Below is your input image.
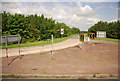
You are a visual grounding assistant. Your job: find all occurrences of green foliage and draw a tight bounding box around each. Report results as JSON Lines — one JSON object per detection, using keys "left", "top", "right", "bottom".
{"left": 2, "top": 74, "right": 21, "bottom": 78}
{"left": 80, "top": 31, "right": 88, "bottom": 33}
{"left": 2, "top": 34, "right": 76, "bottom": 49}
{"left": 2, "top": 11, "right": 80, "bottom": 43}
{"left": 88, "top": 21, "right": 120, "bottom": 39}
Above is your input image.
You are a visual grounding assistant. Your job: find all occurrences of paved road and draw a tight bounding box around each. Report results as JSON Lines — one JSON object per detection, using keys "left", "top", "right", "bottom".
{"left": 2, "top": 35, "right": 80, "bottom": 57}
{"left": 2, "top": 35, "right": 117, "bottom": 57}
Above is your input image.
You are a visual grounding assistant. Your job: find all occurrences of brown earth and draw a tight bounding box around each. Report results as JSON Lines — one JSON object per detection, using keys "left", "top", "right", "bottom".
{"left": 2, "top": 42, "right": 118, "bottom": 75}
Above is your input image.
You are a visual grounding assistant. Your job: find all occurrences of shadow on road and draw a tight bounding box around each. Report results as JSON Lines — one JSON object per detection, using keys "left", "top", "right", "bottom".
{"left": 8, "top": 55, "right": 24, "bottom": 65}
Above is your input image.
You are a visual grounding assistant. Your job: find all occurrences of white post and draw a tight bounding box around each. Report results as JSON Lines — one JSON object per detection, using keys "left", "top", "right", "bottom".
{"left": 51, "top": 34, "right": 54, "bottom": 55}
{"left": 5, "top": 36, "right": 8, "bottom": 65}
{"left": 18, "top": 36, "right": 20, "bottom": 56}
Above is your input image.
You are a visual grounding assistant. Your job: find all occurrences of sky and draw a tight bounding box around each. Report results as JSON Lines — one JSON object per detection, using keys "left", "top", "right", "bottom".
{"left": 1, "top": 0, "right": 119, "bottom": 31}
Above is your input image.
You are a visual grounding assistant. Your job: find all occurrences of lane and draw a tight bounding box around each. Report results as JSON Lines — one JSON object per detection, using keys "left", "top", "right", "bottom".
{"left": 2, "top": 35, "right": 80, "bottom": 57}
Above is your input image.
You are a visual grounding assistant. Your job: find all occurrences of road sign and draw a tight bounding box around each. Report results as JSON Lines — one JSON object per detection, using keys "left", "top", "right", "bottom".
{"left": 1, "top": 35, "right": 21, "bottom": 65}
{"left": 61, "top": 28, "right": 64, "bottom": 34}
{"left": 79, "top": 34, "right": 84, "bottom": 42}
{"left": 97, "top": 31, "right": 106, "bottom": 38}
{"left": 89, "top": 33, "right": 95, "bottom": 40}
{"left": 1, "top": 35, "right": 21, "bottom": 43}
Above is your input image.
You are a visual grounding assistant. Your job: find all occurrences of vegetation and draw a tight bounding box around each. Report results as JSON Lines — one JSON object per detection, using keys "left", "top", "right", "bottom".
{"left": 2, "top": 34, "right": 76, "bottom": 49}
{"left": 2, "top": 11, "right": 80, "bottom": 43}
{"left": 95, "top": 37, "right": 120, "bottom": 42}
{"left": 88, "top": 21, "right": 120, "bottom": 39}
{"left": 2, "top": 74, "right": 22, "bottom": 78}
{"left": 2, "top": 74, "right": 71, "bottom": 78}
{"left": 80, "top": 31, "right": 88, "bottom": 34}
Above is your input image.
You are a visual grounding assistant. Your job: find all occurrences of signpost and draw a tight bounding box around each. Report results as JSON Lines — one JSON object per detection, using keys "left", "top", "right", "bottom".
{"left": 1, "top": 35, "right": 21, "bottom": 65}
{"left": 97, "top": 31, "right": 106, "bottom": 38}
{"left": 61, "top": 28, "right": 64, "bottom": 34}
{"left": 2, "top": 35, "right": 21, "bottom": 43}
{"left": 89, "top": 33, "right": 95, "bottom": 40}
{"left": 61, "top": 28, "right": 64, "bottom": 38}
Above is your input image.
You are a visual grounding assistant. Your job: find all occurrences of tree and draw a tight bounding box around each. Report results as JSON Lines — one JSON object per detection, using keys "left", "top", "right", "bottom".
{"left": 88, "top": 21, "right": 120, "bottom": 39}
{"left": 2, "top": 11, "right": 81, "bottom": 43}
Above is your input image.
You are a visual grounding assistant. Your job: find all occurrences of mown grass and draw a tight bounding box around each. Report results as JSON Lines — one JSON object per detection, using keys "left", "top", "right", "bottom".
{"left": 34, "top": 75, "right": 71, "bottom": 78}
{"left": 95, "top": 37, "right": 120, "bottom": 42}
{"left": 2, "top": 34, "right": 76, "bottom": 49}
{"left": 2, "top": 74, "right": 71, "bottom": 78}
{"left": 2, "top": 74, "right": 22, "bottom": 78}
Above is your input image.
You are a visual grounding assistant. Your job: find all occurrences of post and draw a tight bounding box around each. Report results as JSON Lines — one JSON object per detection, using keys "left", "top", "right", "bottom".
{"left": 61, "top": 28, "right": 64, "bottom": 38}
{"left": 51, "top": 34, "right": 54, "bottom": 57}
{"left": 61, "top": 34, "right": 62, "bottom": 38}
{"left": 5, "top": 36, "right": 8, "bottom": 65}
{"left": 79, "top": 34, "right": 84, "bottom": 49}
{"left": 18, "top": 36, "right": 20, "bottom": 56}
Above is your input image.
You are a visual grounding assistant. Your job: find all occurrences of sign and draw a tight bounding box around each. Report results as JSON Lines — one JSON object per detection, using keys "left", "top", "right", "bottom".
{"left": 61, "top": 28, "right": 64, "bottom": 34}
{"left": 79, "top": 34, "right": 84, "bottom": 42}
{"left": 1, "top": 35, "right": 21, "bottom": 43}
{"left": 89, "top": 33, "right": 95, "bottom": 40}
{"left": 97, "top": 31, "right": 106, "bottom": 38}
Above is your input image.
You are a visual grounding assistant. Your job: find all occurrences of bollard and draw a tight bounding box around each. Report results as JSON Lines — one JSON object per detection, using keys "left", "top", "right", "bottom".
{"left": 79, "top": 34, "right": 84, "bottom": 49}
{"left": 89, "top": 33, "right": 95, "bottom": 41}
{"left": 51, "top": 34, "right": 54, "bottom": 59}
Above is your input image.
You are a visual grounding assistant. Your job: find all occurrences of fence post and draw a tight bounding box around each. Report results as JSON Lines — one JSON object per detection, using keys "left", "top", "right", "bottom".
{"left": 51, "top": 34, "right": 54, "bottom": 58}
{"left": 18, "top": 36, "right": 20, "bottom": 56}
{"left": 5, "top": 36, "right": 8, "bottom": 65}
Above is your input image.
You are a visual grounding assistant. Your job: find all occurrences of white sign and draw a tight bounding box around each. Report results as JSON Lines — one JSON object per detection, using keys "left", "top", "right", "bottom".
{"left": 61, "top": 28, "right": 64, "bottom": 34}
{"left": 1, "top": 35, "right": 21, "bottom": 43}
{"left": 97, "top": 31, "right": 106, "bottom": 38}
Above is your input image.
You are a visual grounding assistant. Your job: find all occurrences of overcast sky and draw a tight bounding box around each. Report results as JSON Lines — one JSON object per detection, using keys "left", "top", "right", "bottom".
{"left": 1, "top": 0, "right": 119, "bottom": 31}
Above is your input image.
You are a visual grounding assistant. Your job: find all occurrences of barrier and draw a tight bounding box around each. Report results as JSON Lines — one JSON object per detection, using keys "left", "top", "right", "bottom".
{"left": 79, "top": 34, "right": 84, "bottom": 42}
{"left": 2, "top": 35, "right": 21, "bottom": 65}
{"left": 79, "top": 34, "right": 84, "bottom": 49}
{"left": 89, "top": 33, "right": 95, "bottom": 40}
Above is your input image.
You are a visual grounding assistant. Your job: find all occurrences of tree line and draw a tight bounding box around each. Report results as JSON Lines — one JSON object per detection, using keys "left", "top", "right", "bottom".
{"left": 88, "top": 21, "right": 120, "bottom": 39}
{"left": 2, "top": 11, "right": 80, "bottom": 43}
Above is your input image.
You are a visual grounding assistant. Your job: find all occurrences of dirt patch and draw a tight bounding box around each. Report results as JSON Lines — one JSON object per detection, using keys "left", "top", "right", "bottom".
{"left": 2, "top": 42, "right": 118, "bottom": 75}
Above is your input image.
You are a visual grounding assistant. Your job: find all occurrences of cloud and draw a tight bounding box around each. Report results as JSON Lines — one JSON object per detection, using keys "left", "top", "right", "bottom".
{"left": 95, "top": 5, "right": 106, "bottom": 10}
{"left": 2, "top": 2, "right": 101, "bottom": 31}
{"left": 108, "top": 19, "right": 118, "bottom": 22}
{"left": 2, "top": 0, "right": 119, "bottom": 2}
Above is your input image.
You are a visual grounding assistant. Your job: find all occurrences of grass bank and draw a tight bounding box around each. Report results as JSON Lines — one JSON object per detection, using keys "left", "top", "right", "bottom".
{"left": 95, "top": 37, "right": 120, "bottom": 42}
{"left": 2, "top": 74, "right": 118, "bottom": 79}
{"left": 2, "top": 34, "right": 76, "bottom": 49}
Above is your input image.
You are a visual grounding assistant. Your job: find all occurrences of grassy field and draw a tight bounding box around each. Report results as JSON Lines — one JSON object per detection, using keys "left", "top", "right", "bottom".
{"left": 2, "top": 34, "right": 76, "bottom": 49}
{"left": 95, "top": 37, "right": 120, "bottom": 42}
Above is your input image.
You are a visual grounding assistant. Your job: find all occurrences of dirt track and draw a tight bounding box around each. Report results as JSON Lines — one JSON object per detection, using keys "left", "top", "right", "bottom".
{"left": 2, "top": 42, "right": 118, "bottom": 75}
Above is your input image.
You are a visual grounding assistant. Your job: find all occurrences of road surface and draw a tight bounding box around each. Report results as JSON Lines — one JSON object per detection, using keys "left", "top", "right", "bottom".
{"left": 2, "top": 35, "right": 80, "bottom": 57}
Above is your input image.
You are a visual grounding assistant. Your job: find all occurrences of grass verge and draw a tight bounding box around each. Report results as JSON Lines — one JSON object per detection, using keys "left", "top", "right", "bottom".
{"left": 2, "top": 74, "right": 71, "bottom": 79}
{"left": 2, "top": 74, "right": 118, "bottom": 79}
{"left": 2, "top": 74, "right": 22, "bottom": 78}
{"left": 2, "top": 34, "right": 76, "bottom": 49}
{"left": 95, "top": 37, "right": 120, "bottom": 42}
